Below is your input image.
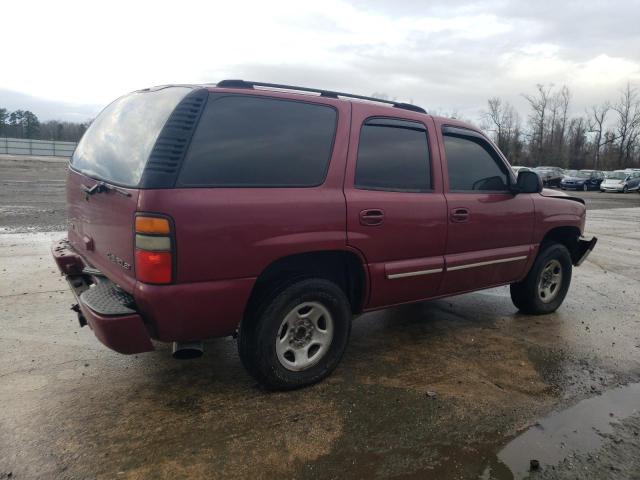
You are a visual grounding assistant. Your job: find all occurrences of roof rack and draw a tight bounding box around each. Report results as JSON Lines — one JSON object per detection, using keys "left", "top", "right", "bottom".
{"left": 216, "top": 79, "right": 426, "bottom": 114}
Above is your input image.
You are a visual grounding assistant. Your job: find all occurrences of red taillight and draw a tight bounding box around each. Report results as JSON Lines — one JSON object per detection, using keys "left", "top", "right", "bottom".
{"left": 135, "top": 215, "right": 173, "bottom": 284}
{"left": 135, "top": 250, "right": 172, "bottom": 284}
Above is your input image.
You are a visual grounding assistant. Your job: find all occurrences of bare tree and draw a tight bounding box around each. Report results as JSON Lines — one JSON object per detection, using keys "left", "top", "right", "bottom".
{"left": 566, "top": 117, "right": 589, "bottom": 169}
{"left": 556, "top": 86, "right": 571, "bottom": 164}
{"left": 587, "top": 102, "right": 614, "bottom": 169}
{"left": 482, "top": 97, "right": 520, "bottom": 161}
{"left": 613, "top": 82, "right": 640, "bottom": 167}
{"left": 523, "top": 84, "right": 553, "bottom": 165}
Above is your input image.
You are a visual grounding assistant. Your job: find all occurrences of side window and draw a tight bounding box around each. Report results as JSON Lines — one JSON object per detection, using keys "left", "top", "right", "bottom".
{"left": 178, "top": 95, "right": 337, "bottom": 187}
{"left": 355, "top": 119, "right": 431, "bottom": 192}
{"left": 443, "top": 133, "right": 510, "bottom": 192}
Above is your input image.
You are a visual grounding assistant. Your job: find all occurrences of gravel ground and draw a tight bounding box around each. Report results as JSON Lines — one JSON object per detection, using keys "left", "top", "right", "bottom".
{"left": 0, "top": 155, "right": 639, "bottom": 233}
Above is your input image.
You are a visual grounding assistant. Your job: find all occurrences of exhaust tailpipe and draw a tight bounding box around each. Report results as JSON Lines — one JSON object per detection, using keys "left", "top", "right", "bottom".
{"left": 172, "top": 341, "right": 204, "bottom": 359}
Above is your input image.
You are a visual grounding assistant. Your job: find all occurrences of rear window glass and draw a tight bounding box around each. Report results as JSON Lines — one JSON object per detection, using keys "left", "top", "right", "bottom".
{"left": 177, "top": 95, "right": 337, "bottom": 187}
{"left": 72, "top": 87, "right": 190, "bottom": 186}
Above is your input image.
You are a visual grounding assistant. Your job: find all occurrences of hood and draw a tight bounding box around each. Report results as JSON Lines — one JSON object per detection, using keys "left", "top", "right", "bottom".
{"left": 562, "top": 176, "right": 586, "bottom": 182}
{"left": 539, "top": 188, "right": 585, "bottom": 205}
{"left": 603, "top": 178, "right": 625, "bottom": 184}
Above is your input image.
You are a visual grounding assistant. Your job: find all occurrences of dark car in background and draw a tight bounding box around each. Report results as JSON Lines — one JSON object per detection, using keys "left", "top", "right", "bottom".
{"left": 561, "top": 170, "right": 604, "bottom": 191}
{"left": 534, "top": 166, "right": 564, "bottom": 187}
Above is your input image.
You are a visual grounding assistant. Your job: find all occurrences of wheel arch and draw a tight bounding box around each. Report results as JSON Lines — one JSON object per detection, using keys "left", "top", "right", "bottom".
{"left": 540, "top": 226, "right": 583, "bottom": 264}
{"left": 245, "top": 249, "right": 368, "bottom": 318}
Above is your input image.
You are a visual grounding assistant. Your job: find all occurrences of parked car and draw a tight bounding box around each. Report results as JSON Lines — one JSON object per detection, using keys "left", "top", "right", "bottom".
{"left": 561, "top": 170, "right": 604, "bottom": 191}
{"left": 52, "top": 80, "right": 597, "bottom": 390}
{"left": 600, "top": 170, "right": 640, "bottom": 193}
{"left": 534, "top": 166, "right": 564, "bottom": 187}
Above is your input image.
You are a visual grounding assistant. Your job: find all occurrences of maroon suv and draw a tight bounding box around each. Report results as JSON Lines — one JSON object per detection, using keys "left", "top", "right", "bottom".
{"left": 53, "top": 80, "right": 597, "bottom": 389}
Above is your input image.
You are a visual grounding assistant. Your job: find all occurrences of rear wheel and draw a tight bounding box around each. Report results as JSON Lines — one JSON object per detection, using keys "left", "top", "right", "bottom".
{"left": 623, "top": 185, "right": 629, "bottom": 193}
{"left": 238, "top": 278, "right": 351, "bottom": 390}
{"left": 583, "top": 183, "right": 588, "bottom": 191}
{"left": 510, "top": 243, "right": 572, "bottom": 315}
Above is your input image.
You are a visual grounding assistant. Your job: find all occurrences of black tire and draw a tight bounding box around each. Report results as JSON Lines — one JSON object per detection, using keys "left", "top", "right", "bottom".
{"left": 510, "top": 243, "right": 572, "bottom": 315}
{"left": 238, "top": 278, "right": 351, "bottom": 390}
{"left": 622, "top": 185, "right": 628, "bottom": 194}
{"left": 583, "top": 183, "right": 588, "bottom": 191}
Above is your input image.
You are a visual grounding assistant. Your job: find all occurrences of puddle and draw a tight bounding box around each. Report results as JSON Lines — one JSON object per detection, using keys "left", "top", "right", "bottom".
{"left": 483, "top": 382, "right": 640, "bottom": 479}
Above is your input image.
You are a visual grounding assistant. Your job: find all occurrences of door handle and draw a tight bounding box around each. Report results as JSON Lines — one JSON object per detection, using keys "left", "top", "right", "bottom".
{"left": 450, "top": 208, "right": 469, "bottom": 223}
{"left": 359, "top": 209, "right": 385, "bottom": 226}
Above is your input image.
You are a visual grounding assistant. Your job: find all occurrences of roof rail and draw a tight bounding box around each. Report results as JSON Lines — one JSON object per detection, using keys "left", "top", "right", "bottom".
{"left": 216, "top": 79, "right": 427, "bottom": 114}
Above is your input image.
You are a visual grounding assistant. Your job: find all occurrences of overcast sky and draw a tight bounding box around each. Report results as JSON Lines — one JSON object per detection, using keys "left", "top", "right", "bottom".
{"left": 3, "top": 0, "right": 640, "bottom": 122}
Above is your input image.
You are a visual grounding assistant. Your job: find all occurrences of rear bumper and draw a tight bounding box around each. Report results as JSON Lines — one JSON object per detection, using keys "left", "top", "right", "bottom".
{"left": 52, "top": 238, "right": 255, "bottom": 352}
{"left": 52, "top": 239, "right": 154, "bottom": 354}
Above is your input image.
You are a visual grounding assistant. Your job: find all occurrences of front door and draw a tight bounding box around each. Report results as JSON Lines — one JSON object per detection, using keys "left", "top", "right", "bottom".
{"left": 436, "top": 124, "right": 535, "bottom": 295}
{"left": 344, "top": 105, "right": 447, "bottom": 308}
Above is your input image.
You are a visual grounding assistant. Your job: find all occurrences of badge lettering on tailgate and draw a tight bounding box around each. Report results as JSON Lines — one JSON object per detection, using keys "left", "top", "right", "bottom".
{"left": 106, "top": 253, "right": 132, "bottom": 270}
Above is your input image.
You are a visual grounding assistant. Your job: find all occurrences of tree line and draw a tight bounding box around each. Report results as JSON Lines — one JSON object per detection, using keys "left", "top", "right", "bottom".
{"left": 0, "top": 108, "right": 90, "bottom": 143}
{"left": 3, "top": 82, "right": 640, "bottom": 169}
{"left": 482, "top": 82, "right": 640, "bottom": 171}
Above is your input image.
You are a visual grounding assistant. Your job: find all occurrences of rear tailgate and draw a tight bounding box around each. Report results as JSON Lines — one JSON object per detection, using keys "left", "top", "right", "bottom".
{"left": 67, "top": 169, "right": 139, "bottom": 292}
{"left": 65, "top": 85, "right": 194, "bottom": 292}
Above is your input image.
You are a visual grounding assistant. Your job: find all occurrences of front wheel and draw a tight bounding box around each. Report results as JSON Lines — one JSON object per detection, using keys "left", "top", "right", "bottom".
{"left": 510, "top": 243, "right": 572, "bottom": 315}
{"left": 623, "top": 185, "right": 628, "bottom": 193}
{"left": 238, "top": 278, "right": 352, "bottom": 390}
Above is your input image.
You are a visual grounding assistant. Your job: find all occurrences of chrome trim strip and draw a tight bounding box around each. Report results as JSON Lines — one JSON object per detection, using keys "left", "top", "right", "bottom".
{"left": 387, "top": 268, "right": 443, "bottom": 280}
{"left": 447, "top": 255, "right": 528, "bottom": 272}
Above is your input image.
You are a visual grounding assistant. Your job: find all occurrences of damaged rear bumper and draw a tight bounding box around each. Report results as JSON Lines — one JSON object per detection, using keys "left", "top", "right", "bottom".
{"left": 51, "top": 238, "right": 154, "bottom": 354}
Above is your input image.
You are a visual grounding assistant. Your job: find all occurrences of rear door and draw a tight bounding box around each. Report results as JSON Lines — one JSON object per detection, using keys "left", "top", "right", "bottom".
{"left": 345, "top": 105, "right": 447, "bottom": 308}
{"left": 436, "top": 123, "right": 535, "bottom": 295}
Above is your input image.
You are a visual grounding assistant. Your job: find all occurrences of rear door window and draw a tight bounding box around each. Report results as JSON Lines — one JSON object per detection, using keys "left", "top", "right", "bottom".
{"left": 177, "top": 95, "right": 337, "bottom": 187}
{"left": 355, "top": 118, "right": 431, "bottom": 192}
{"left": 72, "top": 87, "right": 191, "bottom": 187}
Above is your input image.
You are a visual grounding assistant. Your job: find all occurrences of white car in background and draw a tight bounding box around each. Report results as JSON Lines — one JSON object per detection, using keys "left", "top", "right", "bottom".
{"left": 600, "top": 170, "right": 640, "bottom": 193}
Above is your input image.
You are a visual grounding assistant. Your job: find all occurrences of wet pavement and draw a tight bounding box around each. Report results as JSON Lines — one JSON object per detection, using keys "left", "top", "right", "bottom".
{"left": 1, "top": 157, "right": 639, "bottom": 479}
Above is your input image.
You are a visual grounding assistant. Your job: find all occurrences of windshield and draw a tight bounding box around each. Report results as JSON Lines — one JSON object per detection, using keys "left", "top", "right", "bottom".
{"left": 71, "top": 87, "right": 191, "bottom": 186}
{"left": 608, "top": 171, "right": 628, "bottom": 180}
{"left": 575, "top": 171, "right": 592, "bottom": 178}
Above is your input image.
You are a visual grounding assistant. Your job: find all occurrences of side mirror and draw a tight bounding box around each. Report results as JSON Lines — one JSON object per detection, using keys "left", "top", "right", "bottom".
{"left": 514, "top": 170, "right": 543, "bottom": 194}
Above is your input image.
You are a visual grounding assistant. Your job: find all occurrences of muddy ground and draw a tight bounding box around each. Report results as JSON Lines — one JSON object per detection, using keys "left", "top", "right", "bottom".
{"left": 0, "top": 156, "right": 639, "bottom": 479}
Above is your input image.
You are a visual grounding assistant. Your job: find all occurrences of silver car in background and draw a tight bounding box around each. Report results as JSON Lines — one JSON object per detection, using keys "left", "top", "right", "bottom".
{"left": 600, "top": 170, "right": 640, "bottom": 193}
